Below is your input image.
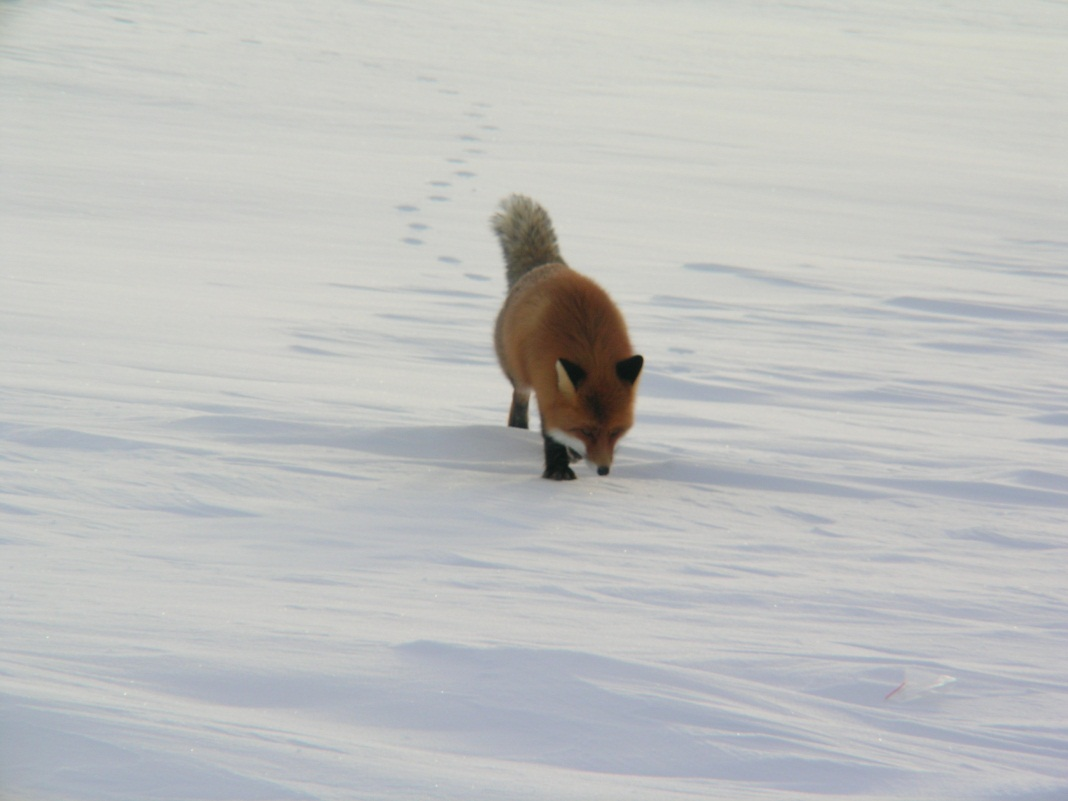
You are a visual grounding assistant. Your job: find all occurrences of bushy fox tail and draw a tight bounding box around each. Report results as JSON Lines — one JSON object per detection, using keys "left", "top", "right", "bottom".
{"left": 491, "top": 194, "right": 564, "bottom": 290}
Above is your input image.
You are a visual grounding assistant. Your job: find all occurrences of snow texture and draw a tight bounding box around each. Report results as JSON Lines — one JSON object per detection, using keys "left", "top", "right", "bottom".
{"left": 2, "top": 1, "right": 1067, "bottom": 799}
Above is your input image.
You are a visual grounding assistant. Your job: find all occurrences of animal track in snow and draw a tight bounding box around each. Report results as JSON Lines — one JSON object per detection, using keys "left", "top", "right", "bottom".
{"left": 394, "top": 83, "right": 497, "bottom": 257}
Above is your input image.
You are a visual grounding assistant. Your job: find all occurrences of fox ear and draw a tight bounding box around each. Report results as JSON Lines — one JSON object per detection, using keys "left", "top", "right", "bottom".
{"left": 616, "top": 354, "right": 644, "bottom": 385}
{"left": 556, "top": 358, "right": 586, "bottom": 397}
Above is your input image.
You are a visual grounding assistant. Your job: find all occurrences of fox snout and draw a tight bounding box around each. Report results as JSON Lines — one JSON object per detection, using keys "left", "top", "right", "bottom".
{"left": 576, "top": 439, "right": 616, "bottom": 477}
{"left": 585, "top": 441, "right": 614, "bottom": 477}
{"left": 547, "top": 426, "right": 619, "bottom": 478}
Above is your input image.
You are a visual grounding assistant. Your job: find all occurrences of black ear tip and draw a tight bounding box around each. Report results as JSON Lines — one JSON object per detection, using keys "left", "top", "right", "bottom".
{"left": 559, "top": 358, "right": 587, "bottom": 388}
{"left": 616, "top": 354, "right": 644, "bottom": 384}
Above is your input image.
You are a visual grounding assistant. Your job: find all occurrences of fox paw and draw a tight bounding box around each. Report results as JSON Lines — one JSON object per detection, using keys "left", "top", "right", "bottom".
{"left": 542, "top": 464, "right": 577, "bottom": 481}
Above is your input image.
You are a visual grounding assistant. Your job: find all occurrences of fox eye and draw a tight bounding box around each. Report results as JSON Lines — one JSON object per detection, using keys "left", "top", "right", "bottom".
{"left": 572, "top": 427, "right": 596, "bottom": 439}
{"left": 609, "top": 429, "right": 625, "bottom": 441}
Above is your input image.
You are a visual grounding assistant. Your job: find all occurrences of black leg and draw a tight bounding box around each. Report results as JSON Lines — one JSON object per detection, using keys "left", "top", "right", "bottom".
{"left": 542, "top": 434, "right": 577, "bottom": 480}
{"left": 508, "top": 390, "right": 529, "bottom": 429}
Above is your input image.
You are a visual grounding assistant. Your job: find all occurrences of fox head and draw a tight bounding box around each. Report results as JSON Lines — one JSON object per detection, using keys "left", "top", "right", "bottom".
{"left": 547, "top": 355, "right": 643, "bottom": 476}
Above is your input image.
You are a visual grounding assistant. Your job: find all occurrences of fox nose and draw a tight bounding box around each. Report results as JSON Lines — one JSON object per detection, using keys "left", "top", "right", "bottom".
{"left": 597, "top": 465, "right": 610, "bottom": 476}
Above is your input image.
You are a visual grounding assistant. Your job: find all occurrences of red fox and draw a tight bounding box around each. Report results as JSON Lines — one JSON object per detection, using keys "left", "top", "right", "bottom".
{"left": 491, "top": 194, "right": 643, "bottom": 480}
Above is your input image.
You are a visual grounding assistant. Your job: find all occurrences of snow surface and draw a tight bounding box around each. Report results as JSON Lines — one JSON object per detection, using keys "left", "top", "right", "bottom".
{"left": 2, "top": 1, "right": 1067, "bottom": 799}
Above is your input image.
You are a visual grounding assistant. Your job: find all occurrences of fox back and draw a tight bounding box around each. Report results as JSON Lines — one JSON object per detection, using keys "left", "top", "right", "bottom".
{"left": 491, "top": 194, "right": 643, "bottom": 480}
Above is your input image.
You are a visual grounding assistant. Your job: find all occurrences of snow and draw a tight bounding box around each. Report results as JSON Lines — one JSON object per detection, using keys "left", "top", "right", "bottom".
{"left": 2, "top": 0, "right": 1067, "bottom": 799}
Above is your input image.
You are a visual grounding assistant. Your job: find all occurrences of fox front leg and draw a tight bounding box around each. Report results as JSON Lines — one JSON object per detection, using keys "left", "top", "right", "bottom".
{"left": 542, "top": 433, "right": 577, "bottom": 480}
